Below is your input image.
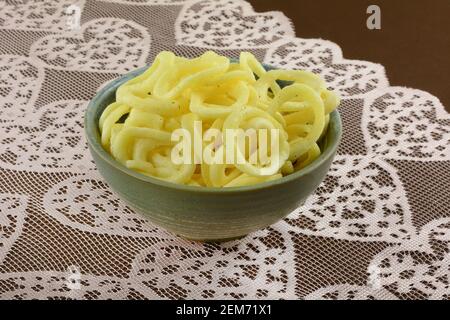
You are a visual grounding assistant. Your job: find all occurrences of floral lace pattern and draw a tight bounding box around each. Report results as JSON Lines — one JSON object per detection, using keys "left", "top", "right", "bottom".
{"left": 30, "top": 18, "right": 151, "bottom": 73}
{"left": 0, "top": 55, "right": 44, "bottom": 123}
{"left": 0, "top": 194, "right": 28, "bottom": 264}
{"left": 175, "top": 0, "right": 295, "bottom": 48}
{"left": 0, "top": 0, "right": 86, "bottom": 32}
{"left": 1, "top": 100, "right": 92, "bottom": 172}
{"left": 362, "top": 87, "right": 450, "bottom": 161}
{"left": 285, "top": 155, "right": 413, "bottom": 243}
{"left": 264, "top": 37, "right": 388, "bottom": 98}
{"left": 103, "top": 0, "right": 187, "bottom": 5}
{"left": 42, "top": 172, "right": 157, "bottom": 236}
{"left": 0, "top": 0, "right": 448, "bottom": 300}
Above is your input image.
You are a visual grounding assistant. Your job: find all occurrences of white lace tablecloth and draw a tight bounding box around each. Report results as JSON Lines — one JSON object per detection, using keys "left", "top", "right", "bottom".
{"left": 0, "top": 0, "right": 449, "bottom": 300}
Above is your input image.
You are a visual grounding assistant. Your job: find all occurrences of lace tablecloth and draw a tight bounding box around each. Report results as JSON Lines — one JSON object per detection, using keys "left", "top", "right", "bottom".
{"left": 0, "top": 0, "right": 449, "bottom": 300}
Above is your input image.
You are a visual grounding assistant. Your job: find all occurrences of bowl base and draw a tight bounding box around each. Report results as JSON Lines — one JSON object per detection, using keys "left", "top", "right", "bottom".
{"left": 178, "top": 234, "right": 247, "bottom": 243}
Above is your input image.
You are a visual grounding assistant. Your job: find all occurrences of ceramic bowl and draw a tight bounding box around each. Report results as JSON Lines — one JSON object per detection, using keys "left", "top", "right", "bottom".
{"left": 84, "top": 65, "right": 342, "bottom": 241}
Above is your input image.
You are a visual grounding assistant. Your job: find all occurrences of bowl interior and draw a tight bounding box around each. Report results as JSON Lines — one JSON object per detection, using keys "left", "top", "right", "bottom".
{"left": 85, "top": 65, "right": 342, "bottom": 193}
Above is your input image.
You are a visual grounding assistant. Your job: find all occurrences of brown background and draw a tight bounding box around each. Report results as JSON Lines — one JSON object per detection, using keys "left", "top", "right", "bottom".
{"left": 249, "top": 0, "right": 450, "bottom": 111}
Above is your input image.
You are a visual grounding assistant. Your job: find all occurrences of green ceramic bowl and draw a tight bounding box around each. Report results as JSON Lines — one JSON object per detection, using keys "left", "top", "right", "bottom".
{"left": 85, "top": 65, "right": 342, "bottom": 242}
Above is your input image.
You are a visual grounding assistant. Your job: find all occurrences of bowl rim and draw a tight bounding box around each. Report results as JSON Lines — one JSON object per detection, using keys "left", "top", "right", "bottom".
{"left": 85, "top": 65, "right": 342, "bottom": 194}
